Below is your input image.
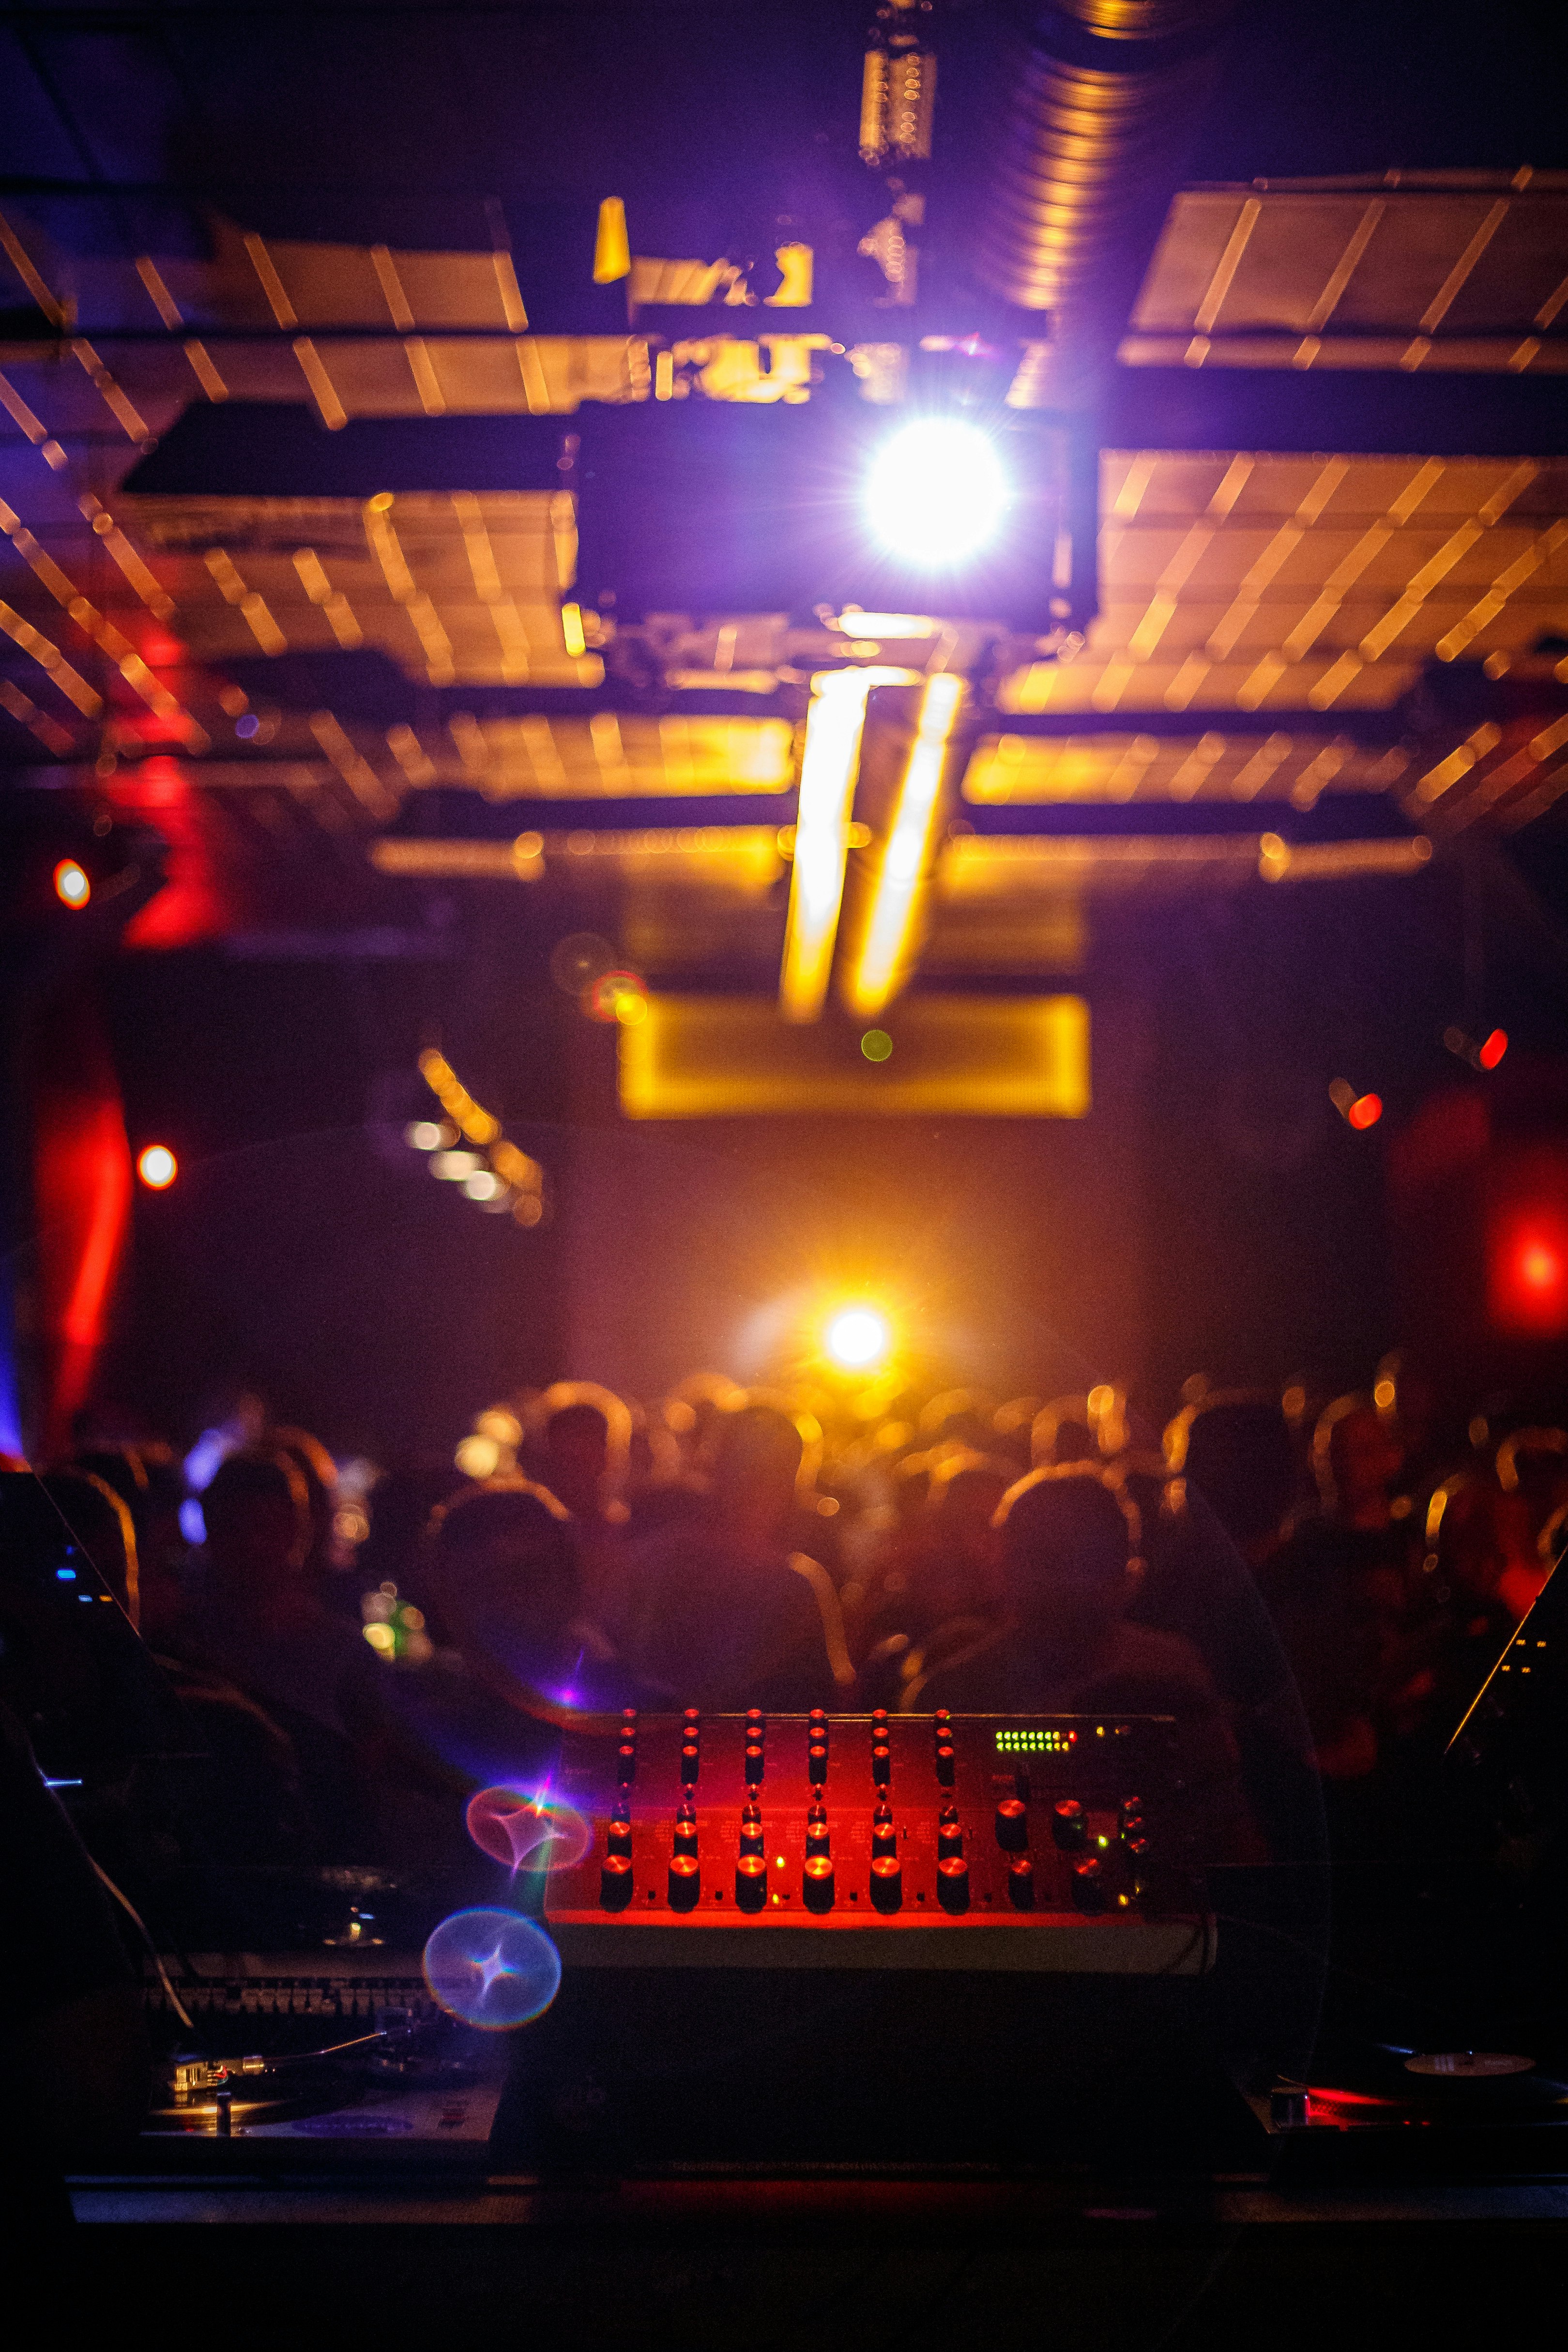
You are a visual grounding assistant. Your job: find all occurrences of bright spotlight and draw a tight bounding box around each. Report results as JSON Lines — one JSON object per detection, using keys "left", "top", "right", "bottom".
{"left": 864, "top": 419, "right": 1007, "bottom": 567}
{"left": 54, "top": 859, "right": 91, "bottom": 909}
{"left": 825, "top": 1306, "right": 890, "bottom": 1371}
{"left": 137, "top": 1144, "right": 177, "bottom": 1190}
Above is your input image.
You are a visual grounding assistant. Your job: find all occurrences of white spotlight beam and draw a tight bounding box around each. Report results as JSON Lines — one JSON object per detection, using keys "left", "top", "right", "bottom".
{"left": 779, "top": 667, "right": 915, "bottom": 1023}
{"left": 843, "top": 672, "right": 965, "bottom": 1021}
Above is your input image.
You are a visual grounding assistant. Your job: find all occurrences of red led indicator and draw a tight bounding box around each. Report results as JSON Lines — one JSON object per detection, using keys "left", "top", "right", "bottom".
{"left": 1478, "top": 1029, "right": 1508, "bottom": 1070}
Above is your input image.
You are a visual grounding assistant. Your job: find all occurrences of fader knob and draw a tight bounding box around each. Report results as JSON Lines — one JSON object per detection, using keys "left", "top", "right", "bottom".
{"left": 803, "top": 1855, "right": 835, "bottom": 1913}
{"left": 1006, "top": 1857, "right": 1035, "bottom": 1911}
{"left": 994, "top": 1798, "right": 1028, "bottom": 1852}
{"left": 937, "top": 1856, "right": 970, "bottom": 1913}
{"left": 600, "top": 1855, "right": 634, "bottom": 1910}
{"left": 1051, "top": 1800, "right": 1087, "bottom": 1851}
{"left": 735, "top": 1855, "right": 767, "bottom": 1912}
{"left": 668, "top": 1855, "right": 700, "bottom": 1911}
{"left": 870, "top": 1856, "right": 902, "bottom": 1912}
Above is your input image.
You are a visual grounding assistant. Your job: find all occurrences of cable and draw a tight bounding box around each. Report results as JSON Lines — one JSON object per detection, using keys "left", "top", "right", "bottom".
{"left": 89, "top": 1856, "right": 196, "bottom": 2032}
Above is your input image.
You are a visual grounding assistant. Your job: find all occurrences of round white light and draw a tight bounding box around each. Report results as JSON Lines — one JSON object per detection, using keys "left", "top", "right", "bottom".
{"left": 463, "top": 1170, "right": 502, "bottom": 1201}
{"left": 406, "top": 1120, "right": 444, "bottom": 1151}
{"left": 864, "top": 420, "right": 1008, "bottom": 567}
{"left": 825, "top": 1307, "right": 890, "bottom": 1371}
{"left": 431, "top": 1149, "right": 479, "bottom": 1181}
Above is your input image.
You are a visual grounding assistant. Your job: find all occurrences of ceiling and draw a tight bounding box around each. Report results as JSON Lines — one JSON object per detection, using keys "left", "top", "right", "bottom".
{"left": 3, "top": 1, "right": 1567, "bottom": 1006}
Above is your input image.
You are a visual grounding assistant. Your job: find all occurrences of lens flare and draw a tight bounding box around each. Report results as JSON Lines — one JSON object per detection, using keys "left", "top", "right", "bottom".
{"left": 825, "top": 1307, "right": 891, "bottom": 1371}
{"left": 466, "top": 1786, "right": 592, "bottom": 1874}
{"left": 422, "top": 1909, "right": 561, "bottom": 2030}
{"left": 864, "top": 420, "right": 1008, "bottom": 567}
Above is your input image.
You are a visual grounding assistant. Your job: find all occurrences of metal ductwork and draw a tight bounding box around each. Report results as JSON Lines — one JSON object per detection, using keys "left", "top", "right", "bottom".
{"left": 977, "top": 0, "right": 1240, "bottom": 405}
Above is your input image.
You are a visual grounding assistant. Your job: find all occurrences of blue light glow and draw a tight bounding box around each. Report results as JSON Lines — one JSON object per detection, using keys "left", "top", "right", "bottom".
{"left": 56, "top": 1567, "right": 77, "bottom": 1581}
{"left": 422, "top": 1909, "right": 561, "bottom": 2030}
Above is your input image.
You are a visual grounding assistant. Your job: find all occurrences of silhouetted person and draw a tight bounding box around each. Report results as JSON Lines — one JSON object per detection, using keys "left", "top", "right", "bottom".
{"left": 624, "top": 1406, "right": 851, "bottom": 1708}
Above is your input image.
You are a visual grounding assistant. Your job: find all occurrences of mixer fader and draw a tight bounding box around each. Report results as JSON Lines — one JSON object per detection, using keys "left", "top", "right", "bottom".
{"left": 545, "top": 1711, "right": 1211, "bottom": 1974}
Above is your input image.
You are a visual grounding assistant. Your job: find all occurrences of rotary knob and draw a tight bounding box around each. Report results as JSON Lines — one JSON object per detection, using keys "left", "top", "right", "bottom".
{"left": 1071, "top": 1858, "right": 1107, "bottom": 1913}
{"left": 672, "top": 1817, "right": 698, "bottom": 1858}
{"left": 870, "top": 1855, "right": 902, "bottom": 1912}
{"left": 668, "top": 1855, "right": 700, "bottom": 1911}
{"left": 735, "top": 1854, "right": 768, "bottom": 1912}
{"left": 994, "top": 1798, "right": 1029, "bottom": 1852}
{"left": 616, "top": 1741, "right": 637, "bottom": 1786}
{"left": 934, "top": 1742, "right": 956, "bottom": 1787}
{"left": 872, "top": 1819, "right": 898, "bottom": 1858}
{"left": 680, "top": 1742, "right": 700, "bottom": 1786}
{"left": 1006, "top": 1857, "right": 1035, "bottom": 1911}
{"left": 739, "top": 1821, "right": 765, "bottom": 1857}
{"left": 806, "top": 1819, "right": 831, "bottom": 1856}
{"left": 937, "top": 1820, "right": 964, "bottom": 1860}
{"left": 607, "top": 1819, "right": 633, "bottom": 1858}
{"left": 803, "top": 1855, "right": 835, "bottom": 1913}
{"left": 744, "top": 1741, "right": 765, "bottom": 1786}
{"left": 937, "top": 1856, "right": 970, "bottom": 1913}
{"left": 1051, "top": 1799, "right": 1087, "bottom": 1851}
{"left": 600, "top": 1854, "right": 634, "bottom": 1910}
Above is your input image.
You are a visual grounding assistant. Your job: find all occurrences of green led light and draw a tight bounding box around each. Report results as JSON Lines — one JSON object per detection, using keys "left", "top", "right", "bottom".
{"left": 995, "top": 1729, "right": 1076, "bottom": 1753}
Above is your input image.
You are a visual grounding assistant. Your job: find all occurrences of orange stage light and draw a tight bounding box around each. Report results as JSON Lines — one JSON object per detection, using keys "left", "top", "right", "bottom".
{"left": 137, "top": 1144, "right": 177, "bottom": 1190}
{"left": 54, "top": 858, "right": 91, "bottom": 908}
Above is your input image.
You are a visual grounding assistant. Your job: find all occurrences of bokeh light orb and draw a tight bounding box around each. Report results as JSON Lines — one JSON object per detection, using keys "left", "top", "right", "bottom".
{"left": 137, "top": 1144, "right": 178, "bottom": 1190}
{"left": 466, "top": 1786, "right": 592, "bottom": 1874}
{"left": 825, "top": 1307, "right": 891, "bottom": 1372}
{"left": 422, "top": 1909, "right": 561, "bottom": 2030}
{"left": 54, "top": 858, "right": 91, "bottom": 908}
{"left": 864, "top": 419, "right": 1008, "bottom": 567}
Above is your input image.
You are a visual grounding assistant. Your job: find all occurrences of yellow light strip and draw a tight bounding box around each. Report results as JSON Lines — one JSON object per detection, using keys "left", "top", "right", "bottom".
{"left": 780, "top": 669, "right": 910, "bottom": 1023}
{"left": 843, "top": 672, "right": 964, "bottom": 1019}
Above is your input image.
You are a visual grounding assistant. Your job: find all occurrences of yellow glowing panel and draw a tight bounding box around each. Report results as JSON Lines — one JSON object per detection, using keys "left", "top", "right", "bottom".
{"left": 619, "top": 994, "right": 1090, "bottom": 1119}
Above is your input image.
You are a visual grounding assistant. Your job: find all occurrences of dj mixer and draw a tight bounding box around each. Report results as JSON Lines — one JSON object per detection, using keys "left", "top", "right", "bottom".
{"left": 544, "top": 1708, "right": 1212, "bottom": 1972}
{"left": 497, "top": 1711, "right": 1219, "bottom": 2166}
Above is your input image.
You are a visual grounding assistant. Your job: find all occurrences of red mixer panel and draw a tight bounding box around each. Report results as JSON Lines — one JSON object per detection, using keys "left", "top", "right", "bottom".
{"left": 544, "top": 1711, "right": 1212, "bottom": 1973}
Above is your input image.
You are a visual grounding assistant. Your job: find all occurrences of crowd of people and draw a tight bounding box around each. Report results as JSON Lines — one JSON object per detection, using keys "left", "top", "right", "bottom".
{"left": 15, "top": 1356, "right": 1568, "bottom": 1874}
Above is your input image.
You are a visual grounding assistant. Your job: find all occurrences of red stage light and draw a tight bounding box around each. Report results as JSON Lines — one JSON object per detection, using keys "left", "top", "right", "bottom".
{"left": 1521, "top": 1242, "right": 1560, "bottom": 1293}
{"left": 1347, "top": 1093, "right": 1383, "bottom": 1130}
{"left": 1477, "top": 1029, "right": 1508, "bottom": 1070}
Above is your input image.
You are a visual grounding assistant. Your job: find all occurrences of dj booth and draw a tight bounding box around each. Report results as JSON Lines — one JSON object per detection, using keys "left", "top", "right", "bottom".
{"left": 65, "top": 1695, "right": 1568, "bottom": 2342}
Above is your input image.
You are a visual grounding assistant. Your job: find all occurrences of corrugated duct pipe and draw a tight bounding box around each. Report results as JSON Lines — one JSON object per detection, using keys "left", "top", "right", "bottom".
{"left": 977, "top": 0, "right": 1240, "bottom": 404}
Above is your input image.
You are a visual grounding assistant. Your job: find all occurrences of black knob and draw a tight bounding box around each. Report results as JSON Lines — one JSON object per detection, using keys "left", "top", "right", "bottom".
{"left": 872, "top": 1820, "right": 898, "bottom": 1858}
{"left": 681, "top": 1706, "right": 700, "bottom": 1728}
{"left": 807, "top": 1743, "right": 827, "bottom": 1786}
{"left": 1071, "top": 1858, "right": 1106, "bottom": 1913}
{"left": 1006, "top": 1857, "right": 1035, "bottom": 1910}
{"left": 937, "top": 1856, "right": 970, "bottom": 1913}
{"left": 871, "top": 1708, "right": 889, "bottom": 1731}
{"left": 617, "top": 1743, "right": 636, "bottom": 1785}
{"left": 994, "top": 1798, "right": 1029, "bottom": 1852}
{"left": 601, "top": 1855, "right": 634, "bottom": 1909}
{"left": 871, "top": 1745, "right": 891, "bottom": 1787}
{"left": 937, "top": 1822, "right": 964, "bottom": 1859}
{"left": 668, "top": 1855, "right": 700, "bottom": 1911}
{"left": 803, "top": 1855, "right": 835, "bottom": 1912}
{"left": 735, "top": 1855, "right": 768, "bottom": 1911}
{"left": 673, "top": 1819, "right": 698, "bottom": 1857}
{"left": 933, "top": 1709, "right": 951, "bottom": 1730}
{"left": 607, "top": 1820, "right": 633, "bottom": 1857}
{"left": 870, "top": 1855, "right": 902, "bottom": 1911}
{"left": 809, "top": 1708, "right": 828, "bottom": 1731}
{"left": 622, "top": 1707, "right": 639, "bottom": 1728}
{"left": 744, "top": 1742, "right": 765, "bottom": 1785}
{"left": 739, "top": 1823, "right": 765, "bottom": 1856}
{"left": 934, "top": 1747, "right": 955, "bottom": 1787}
{"left": 1120, "top": 1798, "right": 1144, "bottom": 1833}
{"left": 1051, "top": 1799, "right": 1087, "bottom": 1851}
{"left": 680, "top": 1743, "right": 700, "bottom": 1784}
{"left": 806, "top": 1821, "right": 830, "bottom": 1855}
{"left": 745, "top": 1708, "right": 765, "bottom": 1736}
